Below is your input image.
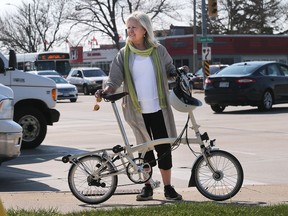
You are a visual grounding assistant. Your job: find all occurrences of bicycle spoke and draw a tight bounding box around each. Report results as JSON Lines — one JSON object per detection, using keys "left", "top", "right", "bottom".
{"left": 68, "top": 155, "right": 118, "bottom": 204}
{"left": 194, "top": 150, "right": 243, "bottom": 201}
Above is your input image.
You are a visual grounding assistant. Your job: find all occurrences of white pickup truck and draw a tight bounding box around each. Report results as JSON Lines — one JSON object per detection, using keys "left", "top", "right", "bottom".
{"left": 0, "top": 50, "right": 60, "bottom": 149}
{"left": 0, "top": 83, "right": 22, "bottom": 164}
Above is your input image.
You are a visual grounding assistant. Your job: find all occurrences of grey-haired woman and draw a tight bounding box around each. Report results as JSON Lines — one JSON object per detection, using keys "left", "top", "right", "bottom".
{"left": 96, "top": 11, "right": 183, "bottom": 201}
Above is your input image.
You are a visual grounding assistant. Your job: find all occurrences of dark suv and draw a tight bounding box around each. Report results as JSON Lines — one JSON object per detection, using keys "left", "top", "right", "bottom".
{"left": 66, "top": 67, "right": 108, "bottom": 95}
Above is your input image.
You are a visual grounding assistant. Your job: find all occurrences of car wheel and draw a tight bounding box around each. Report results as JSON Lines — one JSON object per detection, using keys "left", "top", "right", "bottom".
{"left": 211, "top": 105, "right": 226, "bottom": 113}
{"left": 83, "top": 85, "right": 89, "bottom": 95}
{"left": 14, "top": 107, "right": 47, "bottom": 149}
{"left": 258, "top": 90, "right": 273, "bottom": 111}
{"left": 70, "top": 98, "right": 77, "bottom": 102}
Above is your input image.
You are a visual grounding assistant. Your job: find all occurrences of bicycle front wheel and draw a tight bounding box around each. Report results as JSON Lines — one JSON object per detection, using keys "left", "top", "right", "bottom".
{"left": 68, "top": 155, "right": 118, "bottom": 204}
{"left": 194, "top": 150, "right": 243, "bottom": 201}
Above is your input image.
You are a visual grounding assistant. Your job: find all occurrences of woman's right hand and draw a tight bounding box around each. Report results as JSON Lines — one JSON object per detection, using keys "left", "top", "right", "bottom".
{"left": 95, "top": 86, "right": 115, "bottom": 100}
{"left": 95, "top": 89, "right": 104, "bottom": 101}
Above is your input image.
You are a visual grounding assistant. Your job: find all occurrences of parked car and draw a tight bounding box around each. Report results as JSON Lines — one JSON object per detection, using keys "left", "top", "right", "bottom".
{"left": 44, "top": 75, "right": 78, "bottom": 102}
{"left": 204, "top": 61, "right": 288, "bottom": 113}
{"left": 0, "top": 84, "right": 22, "bottom": 164}
{"left": 66, "top": 67, "right": 108, "bottom": 95}
{"left": 27, "top": 70, "right": 60, "bottom": 76}
{"left": 189, "top": 64, "right": 228, "bottom": 89}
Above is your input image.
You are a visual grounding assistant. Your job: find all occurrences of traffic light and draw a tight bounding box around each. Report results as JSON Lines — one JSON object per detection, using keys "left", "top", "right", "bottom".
{"left": 208, "top": 0, "right": 218, "bottom": 17}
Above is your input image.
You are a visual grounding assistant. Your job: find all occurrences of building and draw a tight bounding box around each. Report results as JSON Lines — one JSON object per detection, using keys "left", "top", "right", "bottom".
{"left": 69, "top": 45, "right": 118, "bottom": 74}
{"left": 69, "top": 26, "right": 288, "bottom": 73}
{"left": 160, "top": 34, "right": 288, "bottom": 71}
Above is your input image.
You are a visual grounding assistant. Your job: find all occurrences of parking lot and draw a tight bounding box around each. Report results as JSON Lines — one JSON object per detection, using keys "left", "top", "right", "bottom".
{"left": 1, "top": 92, "right": 288, "bottom": 211}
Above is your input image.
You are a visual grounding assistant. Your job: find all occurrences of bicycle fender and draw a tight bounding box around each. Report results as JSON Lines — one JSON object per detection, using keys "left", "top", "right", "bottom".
{"left": 188, "top": 154, "right": 203, "bottom": 187}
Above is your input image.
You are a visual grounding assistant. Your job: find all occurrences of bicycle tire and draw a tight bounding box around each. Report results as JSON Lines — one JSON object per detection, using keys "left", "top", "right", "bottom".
{"left": 68, "top": 155, "right": 118, "bottom": 204}
{"left": 193, "top": 150, "right": 243, "bottom": 201}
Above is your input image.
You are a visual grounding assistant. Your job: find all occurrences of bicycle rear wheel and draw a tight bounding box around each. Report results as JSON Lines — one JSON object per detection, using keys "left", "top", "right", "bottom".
{"left": 68, "top": 155, "right": 118, "bottom": 204}
{"left": 193, "top": 150, "right": 243, "bottom": 201}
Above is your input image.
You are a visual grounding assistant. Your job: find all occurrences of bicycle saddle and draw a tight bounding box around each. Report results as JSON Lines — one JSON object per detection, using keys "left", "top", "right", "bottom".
{"left": 102, "top": 92, "right": 129, "bottom": 102}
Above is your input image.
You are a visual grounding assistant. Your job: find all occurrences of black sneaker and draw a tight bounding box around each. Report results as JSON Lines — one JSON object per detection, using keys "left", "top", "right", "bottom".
{"left": 164, "top": 185, "right": 182, "bottom": 200}
{"left": 136, "top": 185, "right": 153, "bottom": 201}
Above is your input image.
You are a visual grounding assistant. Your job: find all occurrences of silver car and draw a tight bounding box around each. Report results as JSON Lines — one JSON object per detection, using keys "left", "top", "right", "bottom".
{"left": 66, "top": 67, "right": 108, "bottom": 95}
{"left": 0, "top": 84, "right": 22, "bottom": 164}
{"left": 44, "top": 75, "right": 78, "bottom": 102}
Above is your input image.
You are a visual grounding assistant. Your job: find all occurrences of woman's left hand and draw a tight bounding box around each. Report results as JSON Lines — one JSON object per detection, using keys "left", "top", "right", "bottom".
{"left": 178, "top": 65, "right": 190, "bottom": 73}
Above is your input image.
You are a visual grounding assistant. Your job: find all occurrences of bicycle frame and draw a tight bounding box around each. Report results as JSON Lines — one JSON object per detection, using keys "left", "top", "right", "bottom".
{"left": 63, "top": 92, "right": 217, "bottom": 186}
{"left": 63, "top": 71, "right": 243, "bottom": 204}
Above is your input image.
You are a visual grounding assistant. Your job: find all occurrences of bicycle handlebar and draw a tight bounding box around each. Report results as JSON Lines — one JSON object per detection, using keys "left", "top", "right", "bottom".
{"left": 93, "top": 92, "right": 129, "bottom": 111}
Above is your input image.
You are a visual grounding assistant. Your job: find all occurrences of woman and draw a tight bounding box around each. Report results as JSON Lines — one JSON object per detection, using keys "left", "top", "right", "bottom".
{"left": 96, "top": 11, "right": 183, "bottom": 201}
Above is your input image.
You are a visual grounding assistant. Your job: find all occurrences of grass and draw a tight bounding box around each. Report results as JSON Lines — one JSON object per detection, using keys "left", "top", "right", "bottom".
{"left": 6, "top": 202, "right": 288, "bottom": 216}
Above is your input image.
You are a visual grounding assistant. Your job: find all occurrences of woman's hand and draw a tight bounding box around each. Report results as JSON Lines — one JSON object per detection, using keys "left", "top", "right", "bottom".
{"left": 95, "top": 86, "right": 115, "bottom": 100}
{"left": 95, "top": 89, "right": 104, "bottom": 101}
{"left": 178, "top": 65, "right": 190, "bottom": 73}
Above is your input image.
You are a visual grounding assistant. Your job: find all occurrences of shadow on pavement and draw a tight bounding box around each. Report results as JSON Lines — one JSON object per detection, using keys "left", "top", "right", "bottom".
{"left": 214, "top": 106, "right": 288, "bottom": 115}
{"left": 0, "top": 144, "right": 88, "bottom": 192}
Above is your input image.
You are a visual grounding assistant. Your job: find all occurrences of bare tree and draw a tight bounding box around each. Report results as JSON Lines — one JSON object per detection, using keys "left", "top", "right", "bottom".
{"left": 68, "top": 0, "right": 184, "bottom": 50}
{"left": 0, "top": 0, "right": 72, "bottom": 53}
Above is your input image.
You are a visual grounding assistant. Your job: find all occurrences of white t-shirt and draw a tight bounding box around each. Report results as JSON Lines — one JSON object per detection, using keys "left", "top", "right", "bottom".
{"left": 132, "top": 55, "right": 160, "bottom": 113}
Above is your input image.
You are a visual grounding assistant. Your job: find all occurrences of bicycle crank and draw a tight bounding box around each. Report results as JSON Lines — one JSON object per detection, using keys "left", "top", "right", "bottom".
{"left": 87, "top": 175, "right": 106, "bottom": 187}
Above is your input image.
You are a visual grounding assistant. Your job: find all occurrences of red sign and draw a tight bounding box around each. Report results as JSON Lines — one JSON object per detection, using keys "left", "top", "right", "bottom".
{"left": 69, "top": 46, "right": 83, "bottom": 63}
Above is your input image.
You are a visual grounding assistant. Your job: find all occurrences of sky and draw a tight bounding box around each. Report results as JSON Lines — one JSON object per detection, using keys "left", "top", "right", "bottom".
{"left": 0, "top": 0, "right": 192, "bottom": 52}
{"left": 0, "top": 0, "right": 31, "bottom": 14}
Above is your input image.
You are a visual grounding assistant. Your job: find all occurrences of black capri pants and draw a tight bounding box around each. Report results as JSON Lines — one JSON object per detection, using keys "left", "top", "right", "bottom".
{"left": 142, "top": 110, "right": 172, "bottom": 170}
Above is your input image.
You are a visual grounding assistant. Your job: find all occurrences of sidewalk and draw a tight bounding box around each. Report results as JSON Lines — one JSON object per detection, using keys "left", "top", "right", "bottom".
{"left": 1, "top": 185, "right": 288, "bottom": 213}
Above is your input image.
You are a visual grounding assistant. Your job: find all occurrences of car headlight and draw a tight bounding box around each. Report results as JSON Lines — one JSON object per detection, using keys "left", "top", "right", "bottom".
{"left": 0, "top": 98, "right": 14, "bottom": 119}
{"left": 86, "top": 79, "right": 96, "bottom": 84}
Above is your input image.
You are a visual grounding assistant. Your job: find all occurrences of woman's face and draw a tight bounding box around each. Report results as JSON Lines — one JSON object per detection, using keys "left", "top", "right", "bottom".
{"left": 126, "top": 18, "right": 146, "bottom": 45}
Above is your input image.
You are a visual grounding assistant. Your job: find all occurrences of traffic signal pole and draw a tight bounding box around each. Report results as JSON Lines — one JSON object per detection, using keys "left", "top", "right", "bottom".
{"left": 201, "top": 0, "right": 217, "bottom": 87}
{"left": 192, "top": 0, "right": 198, "bottom": 74}
{"left": 201, "top": 0, "right": 208, "bottom": 83}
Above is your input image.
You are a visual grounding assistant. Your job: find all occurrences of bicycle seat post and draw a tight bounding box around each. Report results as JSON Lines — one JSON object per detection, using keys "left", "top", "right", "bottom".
{"left": 188, "top": 110, "right": 200, "bottom": 133}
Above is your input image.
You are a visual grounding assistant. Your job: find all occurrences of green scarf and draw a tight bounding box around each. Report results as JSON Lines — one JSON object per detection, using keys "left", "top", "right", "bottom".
{"left": 124, "top": 43, "right": 167, "bottom": 112}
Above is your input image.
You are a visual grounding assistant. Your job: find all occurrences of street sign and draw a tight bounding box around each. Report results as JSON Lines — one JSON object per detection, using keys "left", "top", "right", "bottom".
{"left": 202, "top": 47, "right": 211, "bottom": 61}
{"left": 197, "top": 37, "right": 214, "bottom": 43}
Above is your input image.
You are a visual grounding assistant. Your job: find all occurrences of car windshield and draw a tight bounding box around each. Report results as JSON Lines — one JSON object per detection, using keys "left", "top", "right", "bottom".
{"left": 217, "top": 64, "right": 259, "bottom": 75}
{"left": 83, "top": 69, "right": 106, "bottom": 77}
{"left": 48, "top": 76, "right": 68, "bottom": 84}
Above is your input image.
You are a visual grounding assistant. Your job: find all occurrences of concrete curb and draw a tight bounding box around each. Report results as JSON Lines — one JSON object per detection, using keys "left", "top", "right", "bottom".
{"left": 1, "top": 185, "right": 288, "bottom": 213}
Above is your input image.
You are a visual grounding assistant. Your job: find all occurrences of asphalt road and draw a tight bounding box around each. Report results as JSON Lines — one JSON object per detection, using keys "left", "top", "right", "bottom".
{"left": 1, "top": 91, "right": 288, "bottom": 212}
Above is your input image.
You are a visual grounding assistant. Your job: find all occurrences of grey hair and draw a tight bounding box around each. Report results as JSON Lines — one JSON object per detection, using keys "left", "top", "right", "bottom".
{"left": 126, "top": 11, "right": 159, "bottom": 48}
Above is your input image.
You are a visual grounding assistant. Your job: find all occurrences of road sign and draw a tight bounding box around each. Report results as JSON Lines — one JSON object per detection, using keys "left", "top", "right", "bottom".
{"left": 202, "top": 47, "right": 211, "bottom": 61}
{"left": 197, "top": 36, "right": 214, "bottom": 43}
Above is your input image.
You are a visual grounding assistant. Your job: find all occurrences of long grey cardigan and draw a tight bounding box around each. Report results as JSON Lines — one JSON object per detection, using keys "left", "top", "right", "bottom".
{"left": 106, "top": 44, "right": 177, "bottom": 144}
